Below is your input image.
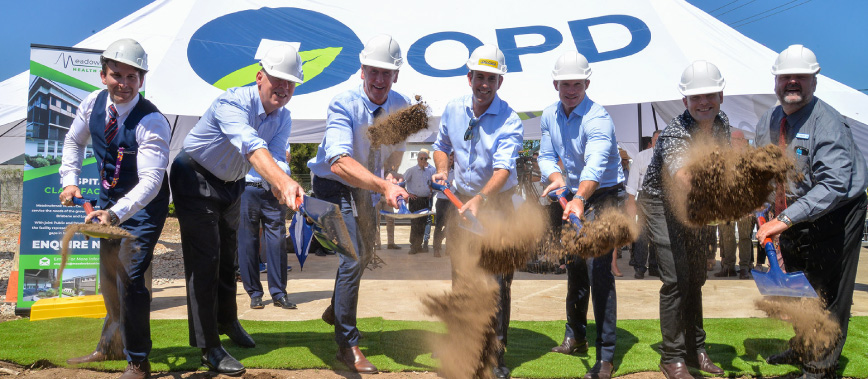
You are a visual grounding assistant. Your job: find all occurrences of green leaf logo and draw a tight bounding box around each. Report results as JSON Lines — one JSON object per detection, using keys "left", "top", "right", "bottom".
{"left": 213, "top": 47, "right": 343, "bottom": 90}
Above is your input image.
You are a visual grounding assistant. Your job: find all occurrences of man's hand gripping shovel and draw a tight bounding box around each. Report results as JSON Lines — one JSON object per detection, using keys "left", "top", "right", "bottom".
{"left": 71, "top": 197, "right": 131, "bottom": 239}
{"left": 380, "top": 183, "right": 434, "bottom": 220}
{"left": 751, "top": 208, "right": 818, "bottom": 298}
{"left": 295, "top": 195, "right": 358, "bottom": 261}
{"left": 546, "top": 187, "right": 583, "bottom": 233}
{"left": 429, "top": 182, "right": 484, "bottom": 235}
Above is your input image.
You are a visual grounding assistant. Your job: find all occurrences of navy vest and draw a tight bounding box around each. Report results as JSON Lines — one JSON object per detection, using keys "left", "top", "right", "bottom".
{"left": 88, "top": 90, "right": 169, "bottom": 206}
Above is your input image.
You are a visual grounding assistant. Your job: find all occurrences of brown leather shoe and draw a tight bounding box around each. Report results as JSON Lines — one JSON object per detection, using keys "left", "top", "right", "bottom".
{"left": 336, "top": 346, "right": 378, "bottom": 374}
{"left": 67, "top": 351, "right": 115, "bottom": 365}
{"left": 694, "top": 352, "right": 724, "bottom": 374}
{"left": 660, "top": 362, "right": 692, "bottom": 379}
{"left": 119, "top": 360, "right": 150, "bottom": 379}
{"left": 583, "top": 361, "right": 614, "bottom": 379}
{"left": 551, "top": 337, "right": 589, "bottom": 355}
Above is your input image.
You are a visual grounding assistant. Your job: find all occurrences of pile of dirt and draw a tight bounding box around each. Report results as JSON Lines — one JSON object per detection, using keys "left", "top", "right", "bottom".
{"left": 366, "top": 95, "right": 431, "bottom": 147}
{"left": 554, "top": 208, "right": 638, "bottom": 260}
{"left": 672, "top": 143, "right": 792, "bottom": 227}
{"left": 57, "top": 224, "right": 133, "bottom": 286}
{"left": 422, "top": 274, "right": 500, "bottom": 379}
{"left": 755, "top": 296, "right": 840, "bottom": 362}
{"left": 477, "top": 203, "right": 547, "bottom": 275}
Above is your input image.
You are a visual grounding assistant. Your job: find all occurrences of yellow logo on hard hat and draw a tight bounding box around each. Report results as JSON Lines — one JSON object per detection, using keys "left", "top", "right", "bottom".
{"left": 478, "top": 59, "right": 499, "bottom": 69}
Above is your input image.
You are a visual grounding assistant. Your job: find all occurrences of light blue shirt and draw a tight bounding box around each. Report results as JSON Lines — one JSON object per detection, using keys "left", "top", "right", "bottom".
{"left": 184, "top": 85, "right": 292, "bottom": 182}
{"left": 538, "top": 96, "right": 625, "bottom": 194}
{"left": 432, "top": 94, "right": 523, "bottom": 195}
{"left": 308, "top": 84, "right": 410, "bottom": 185}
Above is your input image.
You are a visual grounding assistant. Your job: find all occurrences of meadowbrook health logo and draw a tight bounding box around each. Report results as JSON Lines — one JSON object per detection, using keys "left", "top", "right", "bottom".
{"left": 187, "top": 7, "right": 363, "bottom": 96}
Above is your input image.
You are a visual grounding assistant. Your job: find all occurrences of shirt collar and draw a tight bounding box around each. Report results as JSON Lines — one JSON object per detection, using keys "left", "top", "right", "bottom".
{"left": 463, "top": 93, "right": 503, "bottom": 118}
{"left": 111, "top": 93, "right": 140, "bottom": 117}
{"left": 782, "top": 96, "right": 818, "bottom": 126}
{"left": 358, "top": 84, "right": 386, "bottom": 115}
{"left": 556, "top": 95, "right": 592, "bottom": 119}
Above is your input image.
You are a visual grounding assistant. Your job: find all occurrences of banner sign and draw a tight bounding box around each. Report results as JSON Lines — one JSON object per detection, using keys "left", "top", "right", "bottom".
{"left": 16, "top": 45, "right": 108, "bottom": 313}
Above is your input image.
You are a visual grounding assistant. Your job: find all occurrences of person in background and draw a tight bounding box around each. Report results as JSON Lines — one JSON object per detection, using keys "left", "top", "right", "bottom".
{"left": 403, "top": 148, "right": 436, "bottom": 254}
{"left": 626, "top": 130, "right": 661, "bottom": 279}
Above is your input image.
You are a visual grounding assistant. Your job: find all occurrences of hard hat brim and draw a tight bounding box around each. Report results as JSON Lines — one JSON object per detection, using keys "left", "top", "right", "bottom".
{"left": 263, "top": 66, "right": 304, "bottom": 84}
{"left": 678, "top": 86, "right": 724, "bottom": 97}
{"left": 770, "top": 67, "right": 820, "bottom": 76}
{"left": 552, "top": 73, "right": 591, "bottom": 81}
{"left": 361, "top": 58, "right": 400, "bottom": 71}
{"left": 101, "top": 56, "right": 148, "bottom": 73}
{"left": 467, "top": 64, "right": 505, "bottom": 75}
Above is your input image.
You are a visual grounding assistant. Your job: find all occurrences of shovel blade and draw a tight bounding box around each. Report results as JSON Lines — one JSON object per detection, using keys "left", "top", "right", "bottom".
{"left": 301, "top": 196, "right": 358, "bottom": 261}
{"left": 751, "top": 241, "right": 818, "bottom": 298}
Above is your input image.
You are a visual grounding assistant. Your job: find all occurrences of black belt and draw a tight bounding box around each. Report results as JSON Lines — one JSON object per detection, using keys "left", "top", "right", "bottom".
{"left": 246, "top": 181, "right": 265, "bottom": 188}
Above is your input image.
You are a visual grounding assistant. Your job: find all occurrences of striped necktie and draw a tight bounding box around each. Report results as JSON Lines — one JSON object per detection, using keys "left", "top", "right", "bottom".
{"left": 105, "top": 104, "right": 119, "bottom": 144}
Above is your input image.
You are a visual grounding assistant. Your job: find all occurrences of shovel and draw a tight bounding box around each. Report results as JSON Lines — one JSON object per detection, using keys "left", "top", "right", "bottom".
{"left": 70, "top": 197, "right": 131, "bottom": 239}
{"left": 546, "top": 187, "right": 583, "bottom": 233}
{"left": 429, "top": 182, "right": 484, "bottom": 235}
{"left": 750, "top": 211, "right": 818, "bottom": 298}
{"left": 295, "top": 195, "right": 358, "bottom": 261}
{"left": 379, "top": 195, "right": 434, "bottom": 220}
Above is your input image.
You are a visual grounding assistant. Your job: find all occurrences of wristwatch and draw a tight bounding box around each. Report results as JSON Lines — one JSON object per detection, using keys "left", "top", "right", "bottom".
{"left": 574, "top": 195, "right": 587, "bottom": 208}
{"left": 477, "top": 192, "right": 489, "bottom": 204}
{"left": 775, "top": 213, "right": 793, "bottom": 227}
{"left": 107, "top": 209, "right": 120, "bottom": 226}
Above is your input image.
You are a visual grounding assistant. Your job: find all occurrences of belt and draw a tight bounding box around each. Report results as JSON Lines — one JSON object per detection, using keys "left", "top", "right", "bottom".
{"left": 246, "top": 181, "right": 265, "bottom": 188}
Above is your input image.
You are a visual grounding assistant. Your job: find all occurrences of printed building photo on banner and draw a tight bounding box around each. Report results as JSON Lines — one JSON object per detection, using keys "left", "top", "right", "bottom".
{"left": 60, "top": 268, "right": 98, "bottom": 297}
{"left": 21, "top": 269, "right": 60, "bottom": 302}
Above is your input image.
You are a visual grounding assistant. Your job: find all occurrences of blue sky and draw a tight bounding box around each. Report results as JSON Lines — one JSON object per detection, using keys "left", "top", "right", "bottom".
{"left": 1, "top": 1, "right": 865, "bottom": 91}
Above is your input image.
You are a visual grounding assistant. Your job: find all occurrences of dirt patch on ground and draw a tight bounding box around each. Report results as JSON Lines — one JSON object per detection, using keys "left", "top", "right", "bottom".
{"left": 670, "top": 143, "right": 791, "bottom": 227}
{"left": 755, "top": 296, "right": 840, "bottom": 362}
{"left": 367, "top": 95, "right": 431, "bottom": 147}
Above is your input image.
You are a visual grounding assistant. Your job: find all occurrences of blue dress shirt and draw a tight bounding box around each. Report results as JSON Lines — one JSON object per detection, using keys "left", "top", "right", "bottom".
{"left": 538, "top": 96, "right": 625, "bottom": 194}
{"left": 308, "top": 84, "right": 410, "bottom": 185}
{"left": 432, "top": 94, "right": 523, "bottom": 195}
{"left": 184, "top": 85, "right": 292, "bottom": 182}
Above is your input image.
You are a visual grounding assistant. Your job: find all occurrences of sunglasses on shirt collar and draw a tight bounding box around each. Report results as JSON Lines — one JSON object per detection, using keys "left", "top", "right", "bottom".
{"left": 464, "top": 117, "right": 479, "bottom": 141}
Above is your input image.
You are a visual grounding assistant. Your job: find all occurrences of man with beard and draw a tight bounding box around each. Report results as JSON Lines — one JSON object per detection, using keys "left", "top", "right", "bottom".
{"left": 640, "top": 61, "right": 729, "bottom": 379}
{"left": 756, "top": 45, "right": 867, "bottom": 379}
{"left": 60, "top": 38, "right": 170, "bottom": 379}
{"left": 170, "top": 44, "right": 305, "bottom": 375}
{"left": 307, "top": 34, "right": 410, "bottom": 374}
{"left": 432, "top": 44, "right": 523, "bottom": 379}
{"left": 538, "top": 51, "right": 625, "bottom": 379}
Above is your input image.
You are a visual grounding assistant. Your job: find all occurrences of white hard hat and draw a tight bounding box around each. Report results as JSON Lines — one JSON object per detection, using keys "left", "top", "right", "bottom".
{"left": 101, "top": 38, "right": 148, "bottom": 72}
{"left": 771, "top": 44, "right": 820, "bottom": 75}
{"left": 552, "top": 51, "right": 592, "bottom": 80}
{"left": 260, "top": 44, "right": 304, "bottom": 83}
{"left": 359, "top": 34, "right": 403, "bottom": 70}
{"left": 466, "top": 45, "right": 507, "bottom": 75}
{"left": 678, "top": 60, "right": 725, "bottom": 96}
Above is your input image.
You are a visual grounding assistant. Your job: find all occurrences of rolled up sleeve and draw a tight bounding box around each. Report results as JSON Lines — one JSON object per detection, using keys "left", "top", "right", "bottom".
{"left": 491, "top": 114, "right": 522, "bottom": 171}
{"left": 579, "top": 115, "right": 616, "bottom": 183}
{"left": 215, "top": 97, "right": 267, "bottom": 157}
{"left": 538, "top": 116, "right": 561, "bottom": 180}
{"left": 323, "top": 100, "right": 355, "bottom": 162}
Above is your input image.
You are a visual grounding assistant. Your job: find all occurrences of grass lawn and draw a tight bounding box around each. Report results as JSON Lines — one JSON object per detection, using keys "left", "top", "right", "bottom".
{"left": 0, "top": 316, "right": 866, "bottom": 378}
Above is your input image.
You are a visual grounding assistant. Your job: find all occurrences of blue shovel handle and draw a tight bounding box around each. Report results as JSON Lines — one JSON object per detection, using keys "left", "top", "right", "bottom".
{"left": 547, "top": 187, "right": 583, "bottom": 230}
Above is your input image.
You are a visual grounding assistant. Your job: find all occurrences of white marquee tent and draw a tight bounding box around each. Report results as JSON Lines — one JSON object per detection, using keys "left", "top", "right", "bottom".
{"left": 1, "top": 0, "right": 867, "bottom": 163}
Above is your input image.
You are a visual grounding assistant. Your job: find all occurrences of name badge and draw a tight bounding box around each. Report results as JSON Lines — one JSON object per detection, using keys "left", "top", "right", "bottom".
{"left": 796, "top": 133, "right": 809, "bottom": 140}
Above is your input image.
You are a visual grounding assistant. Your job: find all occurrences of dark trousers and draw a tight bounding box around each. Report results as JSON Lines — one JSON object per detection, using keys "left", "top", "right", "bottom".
{"left": 631, "top": 194, "right": 658, "bottom": 274}
{"left": 561, "top": 185, "right": 622, "bottom": 362}
{"left": 170, "top": 151, "right": 244, "bottom": 348}
{"left": 432, "top": 197, "right": 454, "bottom": 252}
{"left": 313, "top": 176, "right": 376, "bottom": 348}
{"left": 643, "top": 195, "right": 708, "bottom": 364}
{"left": 780, "top": 194, "right": 867, "bottom": 374}
{"left": 238, "top": 185, "right": 288, "bottom": 300}
{"left": 408, "top": 196, "right": 431, "bottom": 250}
{"left": 718, "top": 217, "right": 754, "bottom": 270}
{"left": 97, "top": 195, "right": 168, "bottom": 362}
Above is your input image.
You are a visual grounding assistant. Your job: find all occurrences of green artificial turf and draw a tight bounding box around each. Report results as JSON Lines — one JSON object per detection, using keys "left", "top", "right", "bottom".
{"left": 0, "top": 316, "right": 865, "bottom": 378}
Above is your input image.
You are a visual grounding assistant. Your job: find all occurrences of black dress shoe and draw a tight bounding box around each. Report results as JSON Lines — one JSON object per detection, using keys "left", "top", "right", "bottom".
{"left": 648, "top": 269, "right": 660, "bottom": 277}
{"left": 713, "top": 268, "right": 738, "bottom": 277}
{"left": 551, "top": 336, "right": 589, "bottom": 355}
{"left": 201, "top": 346, "right": 245, "bottom": 376}
{"left": 217, "top": 320, "right": 255, "bottom": 348}
{"left": 249, "top": 296, "right": 264, "bottom": 309}
{"left": 660, "top": 362, "right": 692, "bottom": 379}
{"left": 693, "top": 351, "right": 724, "bottom": 375}
{"left": 634, "top": 271, "right": 645, "bottom": 279}
{"left": 493, "top": 365, "right": 511, "bottom": 379}
{"left": 273, "top": 296, "right": 297, "bottom": 309}
{"left": 387, "top": 244, "right": 400, "bottom": 249}
{"left": 584, "top": 361, "right": 614, "bottom": 379}
{"left": 767, "top": 348, "right": 800, "bottom": 365}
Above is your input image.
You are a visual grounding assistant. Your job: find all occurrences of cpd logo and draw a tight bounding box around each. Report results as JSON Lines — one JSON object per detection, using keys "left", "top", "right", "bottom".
{"left": 187, "top": 7, "right": 363, "bottom": 96}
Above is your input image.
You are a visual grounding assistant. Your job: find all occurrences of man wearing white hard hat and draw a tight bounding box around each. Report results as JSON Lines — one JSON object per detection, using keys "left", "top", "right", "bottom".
{"left": 432, "top": 44, "right": 523, "bottom": 379}
{"left": 170, "top": 43, "right": 305, "bottom": 375}
{"left": 537, "top": 51, "right": 625, "bottom": 379}
{"left": 755, "top": 45, "right": 867, "bottom": 379}
{"left": 307, "top": 34, "right": 410, "bottom": 374}
{"left": 640, "top": 61, "right": 729, "bottom": 379}
{"left": 59, "top": 38, "right": 170, "bottom": 379}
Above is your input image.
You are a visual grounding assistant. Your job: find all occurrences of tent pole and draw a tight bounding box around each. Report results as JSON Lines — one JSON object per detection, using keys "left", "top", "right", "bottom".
{"left": 637, "top": 103, "right": 643, "bottom": 149}
{"left": 652, "top": 104, "right": 660, "bottom": 131}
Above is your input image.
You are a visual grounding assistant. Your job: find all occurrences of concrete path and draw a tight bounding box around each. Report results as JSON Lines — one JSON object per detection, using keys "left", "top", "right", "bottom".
{"left": 150, "top": 225, "right": 868, "bottom": 322}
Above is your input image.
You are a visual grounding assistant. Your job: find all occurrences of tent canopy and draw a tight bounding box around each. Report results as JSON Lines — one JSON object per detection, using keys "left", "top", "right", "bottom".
{"left": 1, "top": 0, "right": 867, "bottom": 162}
